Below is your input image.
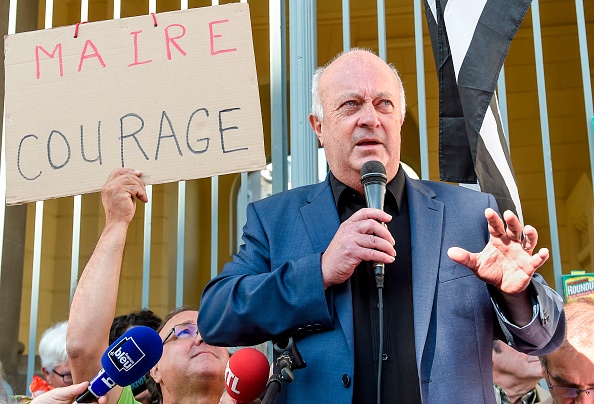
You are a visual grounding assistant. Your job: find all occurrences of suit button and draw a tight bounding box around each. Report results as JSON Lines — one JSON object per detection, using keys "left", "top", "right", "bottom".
{"left": 543, "top": 310, "right": 550, "bottom": 324}
{"left": 342, "top": 374, "right": 351, "bottom": 388}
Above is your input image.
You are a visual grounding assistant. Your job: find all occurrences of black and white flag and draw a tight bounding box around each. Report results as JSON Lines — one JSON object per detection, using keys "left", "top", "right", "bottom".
{"left": 424, "top": 0, "right": 532, "bottom": 223}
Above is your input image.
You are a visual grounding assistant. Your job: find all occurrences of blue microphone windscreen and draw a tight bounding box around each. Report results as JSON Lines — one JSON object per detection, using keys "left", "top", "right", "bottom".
{"left": 100, "top": 326, "right": 163, "bottom": 386}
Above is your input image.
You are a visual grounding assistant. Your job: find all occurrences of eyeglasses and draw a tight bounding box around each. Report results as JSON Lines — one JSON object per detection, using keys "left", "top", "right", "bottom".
{"left": 162, "top": 323, "right": 199, "bottom": 345}
{"left": 546, "top": 369, "right": 594, "bottom": 399}
{"left": 52, "top": 369, "right": 72, "bottom": 384}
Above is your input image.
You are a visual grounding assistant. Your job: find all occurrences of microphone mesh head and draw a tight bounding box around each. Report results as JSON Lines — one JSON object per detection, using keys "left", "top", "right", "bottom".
{"left": 360, "top": 160, "right": 387, "bottom": 186}
{"left": 101, "top": 326, "right": 163, "bottom": 386}
{"left": 226, "top": 348, "right": 269, "bottom": 402}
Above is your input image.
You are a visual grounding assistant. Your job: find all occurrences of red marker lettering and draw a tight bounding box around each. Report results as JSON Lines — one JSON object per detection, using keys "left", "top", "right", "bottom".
{"left": 35, "top": 44, "right": 63, "bottom": 79}
{"left": 165, "top": 24, "right": 187, "bottom": 60}
{"left": 78, "top": 39, "right": 107, "bottom": 72}
{"left": 128, "top": 30, "right": 152, "bottom": 67}
{"left": 209, "top": 20, "right": 237, "bottom": 55}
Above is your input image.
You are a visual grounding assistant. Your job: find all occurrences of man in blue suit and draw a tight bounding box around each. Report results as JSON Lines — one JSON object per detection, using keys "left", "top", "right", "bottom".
{"left": 198, "top": 49, "right": 565, "bottom": 403}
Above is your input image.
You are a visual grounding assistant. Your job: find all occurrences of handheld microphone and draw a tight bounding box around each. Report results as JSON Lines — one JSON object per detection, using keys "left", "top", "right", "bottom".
{"left": 225, "top": 348, "right": 269, "bottom": 404}
{"left": 76, "top": 326, "right": 163, "bottom": 403}
{"left": 360, "top": 160, "right": 388, "bottom": 288}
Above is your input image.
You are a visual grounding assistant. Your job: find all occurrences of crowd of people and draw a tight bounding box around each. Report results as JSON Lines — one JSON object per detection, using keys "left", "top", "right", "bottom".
{"left": 0, "top": 48, "right": 592, "bottom": 404}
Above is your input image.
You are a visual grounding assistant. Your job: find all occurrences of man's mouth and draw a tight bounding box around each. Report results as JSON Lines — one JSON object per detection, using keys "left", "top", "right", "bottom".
{"left": 356, "top": 140, "right": 381, "bottom": 146}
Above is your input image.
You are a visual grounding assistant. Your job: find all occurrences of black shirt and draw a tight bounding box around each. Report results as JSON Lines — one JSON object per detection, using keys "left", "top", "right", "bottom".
{"left": 329, "top": 167, "right": 422, "bottom": 403}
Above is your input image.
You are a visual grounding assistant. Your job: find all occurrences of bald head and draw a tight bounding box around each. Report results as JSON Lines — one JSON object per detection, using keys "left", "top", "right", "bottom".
{"left": 311, "top": 49, "right": 406, "bottom": 121}
{"left": 308, "top": 49, "right": 406, "bottom": 191}
{"left": 540, "top": 300, "right": 594, "bottom": 402}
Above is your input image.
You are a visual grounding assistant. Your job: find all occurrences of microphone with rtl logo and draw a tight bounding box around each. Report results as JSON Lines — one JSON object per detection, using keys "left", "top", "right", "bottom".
{"left": 76, "top": 326, "right": 163, "bottom": 402}
{"left": 225, "top": 348, "right": 270, "bottom": 404}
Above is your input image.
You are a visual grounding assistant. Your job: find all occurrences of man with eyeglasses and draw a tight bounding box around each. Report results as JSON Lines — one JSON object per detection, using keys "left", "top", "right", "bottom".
{"left": 67, "top": 169, "right": 230, "bottom": 404}
{"left": 539, "top": 300, "right": 594, "bottom": 404}
{"left": 35, "top": 321, "right": 73, "bottom": 396}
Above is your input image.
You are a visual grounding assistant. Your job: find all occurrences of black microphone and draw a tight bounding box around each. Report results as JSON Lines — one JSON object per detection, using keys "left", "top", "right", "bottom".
{"left": 360, "top": 160, "right": 388, "bottom": 288}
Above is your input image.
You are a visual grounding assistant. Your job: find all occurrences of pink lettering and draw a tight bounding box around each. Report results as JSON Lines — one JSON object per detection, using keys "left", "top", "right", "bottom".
{"left": 35, "top": 44, "right": 63, "bottom": 79}
{"left": 78, "top": 39, "right": 107, "bottom": 72}
{"left": 209, "top": 20, "right": 237, "bottom": 56}
{"left": 165, "top": 24, "right": 187, "bottom": 60}
{"left": 128, "top": 30, "right": 153, "bottom": 67}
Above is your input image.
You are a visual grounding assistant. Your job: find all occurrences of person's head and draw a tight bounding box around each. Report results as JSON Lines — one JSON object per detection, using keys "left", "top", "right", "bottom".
{"left": 109, "top": 309, "right": 162, "bottom": 345}
{"left": 110, "top": 309, "right": 162, "bottom": 404}
{"left": 39, "top": 321, "right": 72, "bottom": 388}
{"left": 309, "top": 48, "right": 406, "bottom": 193}
{"left": 492, "top": 340, "right": 543, "bottom": 387}
{"left": 540, "top": 300, "right": 594, "bottom": 403}
{"left": 149, "top": 307, "right": 229, "bottom": 403}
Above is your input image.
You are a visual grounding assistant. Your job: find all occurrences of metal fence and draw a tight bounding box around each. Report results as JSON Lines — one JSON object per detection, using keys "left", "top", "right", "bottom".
{"left": 0, "top": 0, "right": 592, "bottom": 395}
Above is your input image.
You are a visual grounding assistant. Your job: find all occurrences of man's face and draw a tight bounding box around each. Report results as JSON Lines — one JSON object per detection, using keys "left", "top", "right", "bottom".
{"left": 151, "top": 310, "right": 229, "bottom": 394}
{"left": 492, "top": 342, "right": 543, "bottom": 382}
{"left": 43, "top": 363, "right": 72, "bottom": 387}
{"left": 309, "top": 50, "right": 403, "bottom": 192}
{"left": 544, "top": 345, "right": 594, "bottom": 403}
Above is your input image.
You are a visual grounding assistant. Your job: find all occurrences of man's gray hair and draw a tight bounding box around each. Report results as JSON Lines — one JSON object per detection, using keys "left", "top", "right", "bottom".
{"left": 310, "top": 48, "right": 406, "bottom": 121}
{"left": 39, "top": 321, "right": 69, "bottom": 371}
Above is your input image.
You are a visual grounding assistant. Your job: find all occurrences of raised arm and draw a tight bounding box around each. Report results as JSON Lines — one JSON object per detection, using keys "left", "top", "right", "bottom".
{"left": 67, "top": 168, "right": 147, "bottom": 404}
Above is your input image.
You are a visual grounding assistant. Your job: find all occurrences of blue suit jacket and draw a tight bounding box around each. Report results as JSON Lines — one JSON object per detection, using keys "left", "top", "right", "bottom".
{"left": 199, "top": 175, "right": 564, "bottom": 403}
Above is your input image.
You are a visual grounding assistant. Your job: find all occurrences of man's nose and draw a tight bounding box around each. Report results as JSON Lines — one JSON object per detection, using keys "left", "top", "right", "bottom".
{"left": 194, "top": 331, "right": 204, "bottom": 345}
{"left": 357, "top": 102, "right": 380, "bottom": 128}
{"left": 575, "top": 391, "right": 594, "bottom": 404}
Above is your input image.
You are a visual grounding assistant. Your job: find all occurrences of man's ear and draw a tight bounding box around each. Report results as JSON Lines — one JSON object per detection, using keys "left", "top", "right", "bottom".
{"left": 150, "top": 364, "right": 162, "bottom": 384}
{"left": 41, "top": 367, "right": 50, "bottom": 378}
{"left": 309, "top": 114, "right": 323, "bottom": 146}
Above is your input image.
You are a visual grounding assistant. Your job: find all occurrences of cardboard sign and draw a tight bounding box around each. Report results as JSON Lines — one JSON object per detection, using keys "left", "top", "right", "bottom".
{"left": 4, "top": 3, "right": 265, "bottom": 205}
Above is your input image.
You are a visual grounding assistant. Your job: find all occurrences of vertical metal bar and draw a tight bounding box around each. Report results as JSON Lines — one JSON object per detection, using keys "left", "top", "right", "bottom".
{"left": 531, "top": 0, "right": 562, "bottom": 294}
{"left": 26, "top": 0, "right": 54, "bottom": 393}
{"left": 140, "top": 0, "right": 157, "bottom": 309}
{"left": 210, "top": 177, "right": 219, "bottom": 280}
{"left": 142, "top": 185, "right": 152, "bottom": 309}
{"left": 113, "top": 0, "right": 121, "bottom": 20}
{"left": 80, "top": 0, "right": 88, "bottom": 22}
{"left": 497, "top": 67, "right": 510, "bottom": 146}
{"left": 574, "top": 0, "right": 594, "bottom": 188}
{"left": 70, "top": 0, "right": 89, "bottom": 303}
{"left": 237, "top": 172, "right": 248, "bottom": 242}
{"left": 209, "top": 1, "right": 220, "bottom": 282}
{"left": 414, "top": 0, "right": 429, "bottom": 180}
{"left": 70, "top": 196, "right": 81, "bottom": 299}
{"left": 270, "top": 0, "right": 288, "bottom": 193}
{"left": 26, "top": 202, "right": 44, "bottom": 395}
{"left": 0, "top": 116, "right": 6, "bottom": 293}
{"left": 176, "top": 181, "right": 185, "bottom": 306}
{"left": 176, "top": 0, "right": 191, "bottom": 307}
{"left": 377, "top": 0, "right": 386, "bottom": 61}
{"left": 289, "top": 0, "right": 318, "bottom": 188}
{"left": 342, "top": 0, "right": 350, "bottom": 51}
{"left": 44, "top": 0, "right": 53, "bottom": 28}
{"left": 0, "top": 0, "right": 18, "bottom": 291}
{"left": 236, "top": 0, "right": 249, "bottom": 236}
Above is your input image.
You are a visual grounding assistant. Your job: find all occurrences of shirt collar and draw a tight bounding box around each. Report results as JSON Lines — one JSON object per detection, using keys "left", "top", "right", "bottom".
{"left": 329, "top": 165, "right": 406, "bottom": 214}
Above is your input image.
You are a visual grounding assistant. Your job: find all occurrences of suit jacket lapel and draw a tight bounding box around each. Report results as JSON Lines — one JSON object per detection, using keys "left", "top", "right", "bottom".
{"left": 301, "top": 179, "right": 354, "bottom": 353}
{"left": 406, "top": 178, "right": 444, "bottom": 369}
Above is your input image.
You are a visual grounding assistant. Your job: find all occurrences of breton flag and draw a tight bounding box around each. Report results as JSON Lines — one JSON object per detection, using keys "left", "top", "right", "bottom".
{"left": 423, "top": 0, "right": 532, "bottom": 224}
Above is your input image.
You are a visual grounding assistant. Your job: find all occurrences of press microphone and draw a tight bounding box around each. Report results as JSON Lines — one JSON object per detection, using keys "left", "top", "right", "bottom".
{"left": 76, "top": 326, "right": 163, "bottom": 403}
{"left": 225, "top": 348, "right": 269, "bottom": 404}
{"left": 360, "top": 160, "right": 388, "bottom": 289}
